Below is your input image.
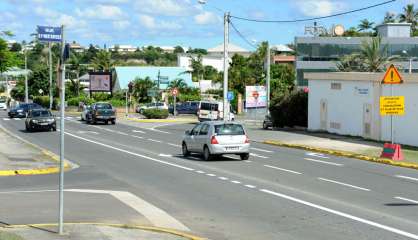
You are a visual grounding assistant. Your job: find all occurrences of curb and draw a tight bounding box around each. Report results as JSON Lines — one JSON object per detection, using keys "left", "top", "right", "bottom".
{"left": 263, "top": 140, "right": 418, "bottom": 171}
{"left": 2, "top": 223, "right": 207, "bottom": 240}
{"left": 126, "top": 117, "right": 198, "bottom": 123}
{"left": 0, "top": 125, "right": 75, "bottom": 176}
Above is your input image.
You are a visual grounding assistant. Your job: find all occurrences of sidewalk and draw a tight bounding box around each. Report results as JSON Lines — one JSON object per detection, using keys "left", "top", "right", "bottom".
{"left": 244, "top": 124, "right": 418, "bottom": 168}
{"left": 1, "top": 223, "right": 203, "bottom": 240}
{"left": 0, "top": 127, "right": 72, "bottom": 176}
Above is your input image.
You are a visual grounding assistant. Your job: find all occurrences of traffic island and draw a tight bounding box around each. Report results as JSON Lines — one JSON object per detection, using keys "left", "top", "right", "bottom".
{"left": 0, "top": 127, "right": 74, "bottom": 176}
{"left": 1, "top": 223, "right": 206, "bottom": 240}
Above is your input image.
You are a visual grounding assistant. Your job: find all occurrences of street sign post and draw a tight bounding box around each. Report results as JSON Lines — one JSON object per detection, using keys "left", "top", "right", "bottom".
{"left": 227, "top": 91, "right": 234, "bottom": 101}
{"left": 147, "top": 89, "right": 158, "bottom": 97}
{"left": 171, "top": 88, "right": 179, "bottom": 117}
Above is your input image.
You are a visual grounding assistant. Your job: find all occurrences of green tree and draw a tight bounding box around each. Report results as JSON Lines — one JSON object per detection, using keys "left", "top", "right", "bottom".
{"left": 173, "top": 46, "right": 184, "bottom": 54}
{"left": 28, "top": 64, "right": 49, "bottom": 97}
{"left": 168, "top": 78, "right": 187, "bottom": 90}
{"left": 92, "top": 50, "right": 114, "bottom": 71}
{"left": 132, "top": 77, "right": 155, "bottom": 103}
{"left": 189, "top": 54, "right": 204, "bottom": 81}
{"left": 67, "top": 53, "right": 86, "bottom": 97}
{"left": 358, "top": 19, "right": 375, "bottom": 32}
{"left": 384, "top": 12, "right": 396, "bottom": 23}
{"left": 203, "top": 65, "right": 220, "bottom": 81}
{"left": 0, "top": 38, "right": 20, "bottom": 73}
{"left": 399, "top": 4, "right": 418, "bottom": 31}
{"left": 336, "top": 54, "right": 363, "bottom": 72}
{"left": 270, "top": 64, "right": 295, "bottom": 99}
{"left": 10, "top": 42, "right": 22, "bottom": 52}
{"left": 360, "top": 37, "right": 391, "bottom": 72}
{"left": 187, "top": 48, "right": 207, "bottom": 55}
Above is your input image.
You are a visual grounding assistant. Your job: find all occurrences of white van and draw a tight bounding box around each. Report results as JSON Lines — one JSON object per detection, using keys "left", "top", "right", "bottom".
{"left": 197, "top": 101, "right": 235, "bottom": 122}
{"left": 0, "top": 96, "right": 7, "bottom": 111}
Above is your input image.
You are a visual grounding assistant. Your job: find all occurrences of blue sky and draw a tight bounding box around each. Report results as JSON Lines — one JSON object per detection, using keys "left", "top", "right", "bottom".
{"left": 0, "top": 0, "right": 417, "bottom": 50}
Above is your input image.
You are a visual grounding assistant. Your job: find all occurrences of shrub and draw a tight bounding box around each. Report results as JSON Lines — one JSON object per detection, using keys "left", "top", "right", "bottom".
{"left": 33, "top": 96, "right": 59, "bottom": 109}
{"left": 142, "top": 109, "right": 169, "bottom": 119}
{"left": 270, "top": 90, "right": 308, "bottom": 128}
{"left": 66, "top": 96, "right": 94, "bottom": 106}
{"left": 109, "top": 99, "right": 125, "bottom": 107}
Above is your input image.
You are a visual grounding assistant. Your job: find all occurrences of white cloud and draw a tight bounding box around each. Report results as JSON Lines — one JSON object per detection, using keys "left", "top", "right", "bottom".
{"left": 34, "top": 6, "right": 59, "bottom": 18}
{"left": 50, "top": 14, "right": 88, "bottom": 29}
{"left": 295, "top": 0, "right": 345, "bottom": 17}
{"left": 134, "top": 0, "right": 196, "bottom": 16}
{"left": 138, "top": 14, "right": 182, "bottom": 30}
{"left": 194, "top": 11, "right": 220, "bottom": 25}
{"left": 76, "top": 4, "right": 123, "bottom": 20}
{"left": 113, "top": 20, "right": 130, "bottom": 30}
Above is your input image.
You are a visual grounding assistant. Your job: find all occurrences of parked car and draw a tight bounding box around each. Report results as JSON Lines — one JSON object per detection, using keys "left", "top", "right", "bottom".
{"left": 85, "top": 102, "right": 116, "bottom": 124}
{"left": 182, "top": 121, "right": 250, "bottom": 161}
{"left": 263, "top": 114, "right": 273, "bottom": 130}
{"left": 168, "top": 101, "right": 199, "bottom": 115}
{"left": 8, "top": 103, "right": 43, "bottom": 118}
{"left": 25, "top": 109, "right": 56, "bottom": 132}
{"left": 136, "top": 102, "right": 168, "bottom": 114}
{"left": 0, "top": 97, "right": 6, "bottom": 111}
{"left": 80, "top": 105, "right": 92, "bottom": 121}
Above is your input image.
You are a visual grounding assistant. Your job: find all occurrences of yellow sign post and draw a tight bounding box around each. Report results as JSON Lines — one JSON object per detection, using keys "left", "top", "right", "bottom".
{"left": 380, "top": 96, "right": 405, "bottom": 115}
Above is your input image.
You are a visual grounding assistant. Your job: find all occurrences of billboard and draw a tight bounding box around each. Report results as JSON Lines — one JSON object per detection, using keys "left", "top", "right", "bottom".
{"left": 245, "top": 86, "right": 267, "bottom": 108}
{"left": 89, "top": 72, "right": 112, "bottom": 92}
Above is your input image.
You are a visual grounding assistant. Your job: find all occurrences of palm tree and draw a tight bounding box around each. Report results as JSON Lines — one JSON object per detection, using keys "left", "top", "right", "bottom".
{"left": 336, "top": 54, "right": 363, "bottom": 72}
{"left": 168, "top": 78, "right": 187, "bottom": 90}
{"left": 91, "top": 50, "right": 114, "bottom": 71}
{"left": 132, "top": 77, "right": 155, "bottom": 103}
{"left": 384, "top": 12, "right": 396, "bottom": 23}
{"left": 360, "top": 37, "right": 391, "bottom": 72}
{"left": 358, "top": 19, "right": 375, "bottom": 32}
{"left": 399, "top": 4, "right": 418, "bottom": 31}
{"left": 68, "top": 53, "right": 85, "bottom": 96}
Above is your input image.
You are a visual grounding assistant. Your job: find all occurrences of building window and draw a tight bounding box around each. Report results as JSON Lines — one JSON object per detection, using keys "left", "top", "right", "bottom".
{"left": 330, "top": 122, "right": 341, "bottom": 129}
{"left": 331, "top": 82, "right": 341, "bottom": 90}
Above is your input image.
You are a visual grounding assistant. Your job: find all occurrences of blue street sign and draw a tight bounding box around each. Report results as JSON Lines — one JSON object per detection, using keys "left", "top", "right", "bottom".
{"left": 37, "top": 26, "right": 62, "bottom": 42}
{"left": 227, "top": 91, "right": 234, "bottom": 101}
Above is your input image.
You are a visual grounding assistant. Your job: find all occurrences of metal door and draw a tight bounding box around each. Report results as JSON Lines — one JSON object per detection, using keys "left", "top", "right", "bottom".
{"left": 320, "top": 99, "right": 328, "bottom": 130}
{"left": 363, "top": 103, "right": 372, "bottom": 138}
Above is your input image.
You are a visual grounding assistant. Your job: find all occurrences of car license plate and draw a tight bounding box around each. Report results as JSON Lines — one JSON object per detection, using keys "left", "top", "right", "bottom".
{"left": 225, "top": 146, "right": 239, "bottom": 151}
{"left": 40, "top": 123, "right": 48, "bottom": 126}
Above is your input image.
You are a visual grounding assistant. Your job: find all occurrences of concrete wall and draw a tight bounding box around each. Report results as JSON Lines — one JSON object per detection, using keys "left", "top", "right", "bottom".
{"left": 177, "top": 55, "right": 225, "bottom": 72}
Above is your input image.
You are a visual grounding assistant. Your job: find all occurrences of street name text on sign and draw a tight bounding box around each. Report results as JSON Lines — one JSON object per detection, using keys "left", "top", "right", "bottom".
{"left": 37, "top": 26, "right": 62, "bottom": 42}
{"left": 380, "top": 96, "right": 405, "bottom": 116}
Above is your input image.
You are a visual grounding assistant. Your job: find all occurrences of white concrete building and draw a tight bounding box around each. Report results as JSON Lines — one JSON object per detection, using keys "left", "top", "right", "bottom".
{"left": 207, "top": 43, "right": 251, "bottom": 57}
{"left": 109, "top": 44, "right": 137, "bottom": 53}
{"left": 306, "top": 72, "right": 418, "bottom": 147}
{"left": 177, "top": 54, "right": 225, "bottom": 72}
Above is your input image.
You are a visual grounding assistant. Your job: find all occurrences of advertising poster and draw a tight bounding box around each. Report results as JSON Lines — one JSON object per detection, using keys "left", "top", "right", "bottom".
{"left": 89, "top": 72, "right": 112, "bottom": 92}
{"left": 245, "top": 86, "right": 267, "bottom": 108}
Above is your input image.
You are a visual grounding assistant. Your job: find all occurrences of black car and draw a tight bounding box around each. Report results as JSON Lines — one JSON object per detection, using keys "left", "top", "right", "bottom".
{"left": 8, "top": 103, "right": 43, "bottom": 118}
{"left": 25, "top": 109, "right": 56, "bottom": 132}
{"left": 86, "top": 102, "right": 116, "bottom": 124}
{"left": 263, "top": 114, "right": 273, "bottom": 130}
{"left": 168, "top": 101, "right": 199, "bottom": 115}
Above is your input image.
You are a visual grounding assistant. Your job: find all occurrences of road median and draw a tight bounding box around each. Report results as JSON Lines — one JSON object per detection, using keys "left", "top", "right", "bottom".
{"left": 264, "top": 140, "right": 418, "bottom": 171}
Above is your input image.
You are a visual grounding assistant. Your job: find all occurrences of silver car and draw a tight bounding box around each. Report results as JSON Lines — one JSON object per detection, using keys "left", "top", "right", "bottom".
{"left": 182, "top": 121, "right": 250, "bottom": 161}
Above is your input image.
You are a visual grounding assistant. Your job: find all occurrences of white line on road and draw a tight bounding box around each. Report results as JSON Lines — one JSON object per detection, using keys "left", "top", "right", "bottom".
{"left": 13, "top": 118, "right": 21, "bottom": 121}
{"left": 263, "top": 164, "right": 302, "bottom": 175}
{"left": 149, "top": 128, "right": 171, "bottom": 134}
{"left": 244, "top": 185, "right": 257, "bottom": 189}
{"left": 64, "top": 131, "right": 194, "bottom": 171}
{"left": 251, "top": 147, "right": 274, "bottom": 153}
{"left": 218, "top": 177, "right": 228, "bottom": 180}
{"left": 304, "top": 158, "right": 343, "bottom": 166}
{"left": 306, "top": 152, "right": 329, "bottom": 159}
{"left": 148, "top": 139, "right": 162, "bottom": 143}
{"left": 231, "top": 180, "right": 241, "bottom": 184}
{"left": 394, "top": 196, "right": 418, "bottom": 204}
{"left": 206, "top": 173, "right": 216, "bottom": 177}
{"left": 158, "top": 154, "right": 173, "bottom": 157}
{"left": 131, "top": 135, "right": 144, "bottom": 139}
{"left": 260, "top": 189, "right": 418, "bottom": 239}
{"left": 244, "top": 160, "right": 252, "bottom": 163}
{"left": 167, "top": 143, "right": 181, "bottom": 148}
{"left": 132, "top": 130, "right": 146, "bottom": 134}
{"left": 117, "top": 131, "right": 129, "bottom": 136}
{"left": 67, "top": 189, "right": 190, "bottom": 232}
{"left": 3, "top": 118, "right": 10, "bottom": 121}
{"left": 250, "top": 153, "right": 269, "bottom": 159}
{"left": 318, "top": 178, "right": 370, "bottom": 191}
{"left": 395, "top": 175, "right": 418, "bottom": 182}
{"left": 196, "top": 170, "right": 205, "bottom": 174}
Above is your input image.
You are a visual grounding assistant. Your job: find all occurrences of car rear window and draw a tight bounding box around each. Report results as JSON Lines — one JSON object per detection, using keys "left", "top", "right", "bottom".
{"left": 0, "top": 99, "right": 5, "bottom": 103}
{"left": 200, "top": 102, "right": 218, "bottom": 111}
{"left": 96, "top": 103, "right": 112, "bottom": 109}
{"left": 214, "top": 124, "right": 245, "bottom": 136}
{"left": 32, "top": 110, "right": 51, "bottom": 117}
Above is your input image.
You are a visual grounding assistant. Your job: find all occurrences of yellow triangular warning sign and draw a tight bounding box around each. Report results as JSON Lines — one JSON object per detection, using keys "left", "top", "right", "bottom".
{"left": 382, "top": 64, "right": 403, "bottom": 84}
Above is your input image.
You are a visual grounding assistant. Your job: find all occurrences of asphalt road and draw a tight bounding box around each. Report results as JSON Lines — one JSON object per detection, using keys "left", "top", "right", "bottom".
{"left": 0, "top": 111, "right": 418, "bottom": 240}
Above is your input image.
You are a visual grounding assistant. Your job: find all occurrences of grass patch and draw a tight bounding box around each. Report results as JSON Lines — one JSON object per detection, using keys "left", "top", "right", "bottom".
{"left": 363, "top": 149, "right": 418, "bottom": 165}
{"left": 0, "top": 231, "right": 24, "bottom": 240}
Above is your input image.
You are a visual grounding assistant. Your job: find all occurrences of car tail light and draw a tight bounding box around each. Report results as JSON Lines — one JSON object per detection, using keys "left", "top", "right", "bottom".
{"left": 211, "top": 135, "right": 219, "bottom": 144}
{"left": 244, "top": 135, "right": 250, "bottom": 143}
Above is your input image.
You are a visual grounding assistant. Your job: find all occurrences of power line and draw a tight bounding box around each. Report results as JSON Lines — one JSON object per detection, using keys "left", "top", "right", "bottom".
{"left": 229, "top": 20, "right": 258, "bottom": 49}
{"left": 230, "top": 0, "right": 396, "bottom": 23}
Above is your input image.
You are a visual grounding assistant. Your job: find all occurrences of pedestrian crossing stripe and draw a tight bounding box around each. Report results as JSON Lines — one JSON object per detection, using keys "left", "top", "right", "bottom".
{"left": 3, "top": 118, "right": 10, "bottom": 121}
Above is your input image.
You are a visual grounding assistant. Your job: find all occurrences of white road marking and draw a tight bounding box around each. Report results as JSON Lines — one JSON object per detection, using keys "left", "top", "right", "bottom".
{"left": 394, "top": 196, "right": 418, "bottom": 204}
{"left": 67, "top": 189, "right": 190, "bottom": 232}
{"left": 117, "top": 131, "right": 129, "bottom": 136}
{"left": 103, "top": 128, "right": 116, "bottom": 133}
{"left": 218, "top": 177, "right": 228, "bottom": 180}
{"left": 0, "top": 189, "right": 58, "bottom": 194}
{"left": 131, "top": 135, "right": 144, "bottom": 139}
{"left": 64, "top": 131, "right": 194, "bottom": 171}
{"left": 148, "top": 139, "right": 162, "bottom": 143}
{"left": 149, "top": 128, "right": 171, "bottom": 134}
{"left": 13, "top": 118, "right": 21, "bottom": 121}
{"left": 3, "top": 118, "right": 10, "bottom": 121}
{"left": 132, "top": 130, "right": 145, "bottom": 134}
{"left": 304, "top": 158, "right": 343, "bottom": 166}
{"left": 244, "top": 185, "right": 257, "bottom": 189}
{"left": 306, "top": 152, "right": 329, "bottom": 159}
{"left": 206, "top": 173, "right": 216, "bottom": 177}
{"left": 77, "top": 131, "right": 99, "bottom": 135}
{"left": 260, "top": 189, "right": 418, "bottom": 239}
{"left": 231, "top": 180, "right": 241, "bottom": 184}
{"left": 167, "top": 143, "right": 181, "bottom": 148}
{"left": 244, "top": 160, "right": 252, "bottom": 163}
{"left": 318, "top": 178, "right": 370, "bottom": 191}
{"left": 250, "top": 153, "right": 268, "bottom": 159}
{"left": 263, "top": 164, "right": 302, "bottom": 175}
{"left": 395, "top": 175, "right": 418, "bottom": 182}
{"left": 158, "top": 154, "right": 172, "bottom": 157}
{"left": 196, "top": 170, "right": 205, "bottom": 174}
{"left": 251, "top": 147, "right": 273, "bottom": 153}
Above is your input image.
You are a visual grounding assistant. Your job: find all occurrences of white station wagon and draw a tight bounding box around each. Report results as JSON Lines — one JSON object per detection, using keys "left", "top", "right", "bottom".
{"left": 182, "top": 121, "right": 250, "bottom": 161}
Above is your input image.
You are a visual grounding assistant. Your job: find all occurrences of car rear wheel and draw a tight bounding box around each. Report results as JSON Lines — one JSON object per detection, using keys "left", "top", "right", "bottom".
{"left": 203, "top": 146, "right": 212, "bottom": 161}
{"left": 263, "top": 122, "right": 269, "bottom": 130}
{"left": 182, "top": 143, "right": 190, "bottom": 157}
{"left": 240, "top": 153, "right": 250, "bottom": 160}
{"left": 111, "top": 120, "right": 116, "bottom": 125}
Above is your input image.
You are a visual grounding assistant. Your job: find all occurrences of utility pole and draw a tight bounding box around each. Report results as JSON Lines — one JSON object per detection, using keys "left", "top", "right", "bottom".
{"left": 223, "top": 12, "right": 230, "bottom": 121}
{"left": 24, "top": 47, "right": 28, "bottom": 103}
{"left": 266, "top": 41, "right": 271, "bottom": 115}
{"left": 58, "top": 25, "right": 65, "bottom": 235}
{"left": 49, "top": 42, "right": 53, "bottom": 109}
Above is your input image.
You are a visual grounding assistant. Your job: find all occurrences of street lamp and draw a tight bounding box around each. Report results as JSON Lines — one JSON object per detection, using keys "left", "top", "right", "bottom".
{"left": 198, "top": 0, "right": 230, "bottom": 121}
{"left": 402, "top": 50, "right": 416, "bottom": 74}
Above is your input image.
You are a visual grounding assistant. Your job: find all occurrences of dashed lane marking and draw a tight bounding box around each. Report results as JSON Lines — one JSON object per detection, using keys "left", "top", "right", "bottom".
{"left": 231, "top": 180, "right": 241, "bottom": 184}
{"left": 13, "top": 118, "right": 21, "bottom": 121}
{"left": 132, "top": 130, "right": 146, "bottom": 134}
{"left": 218, "top": 177, "right": 228, "bottom": 180}
{"left": 306, "top": 152, "right": 329, "bottom": 159}
{"left": 394, "top": 196, "right": 418, "bottom": 204}
{"left": 196, "top": 170, "right": 205, "bottom": 174}
{"left": 250, "top": 153, "right": 268, "bottom": 159}
{"left": 131, "top": 135, "right": 144, "bottom": 139}
{"left": 244, "top": 160, "right": 252, "bottom": 163}
{"left": 159, "top": 154, "right": 173, "bottom": 157}
{"left": 260, "top": 189, "right": 418, "bottom": 239}
{"left": 318, "top": 178, "right": 371, "bottom": 191}
{"left": 206, "top": 173, "right": 216, "bottom": 177}
{"left": 395, "top": 175, "right": 418, "bottom": 182}
{"left": 263, "top": 164, "right": 302, "bottom": 175}
{"left": 148, "top": 139, "right": 162, "bottom": 143}
{"left": 3, "top": 118, "right": 10, "bottom": 121}
{"left": 251, "top": 147, "right": 274, "bottom": 153}
{"left": 304, "top": 158, "right": 343, "bottom": 166}
{"left": 244, "top": 185, "right": 257, "bottom": 189}
{"left": 167, "top": 143, "right": 181, "bottom": 148}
